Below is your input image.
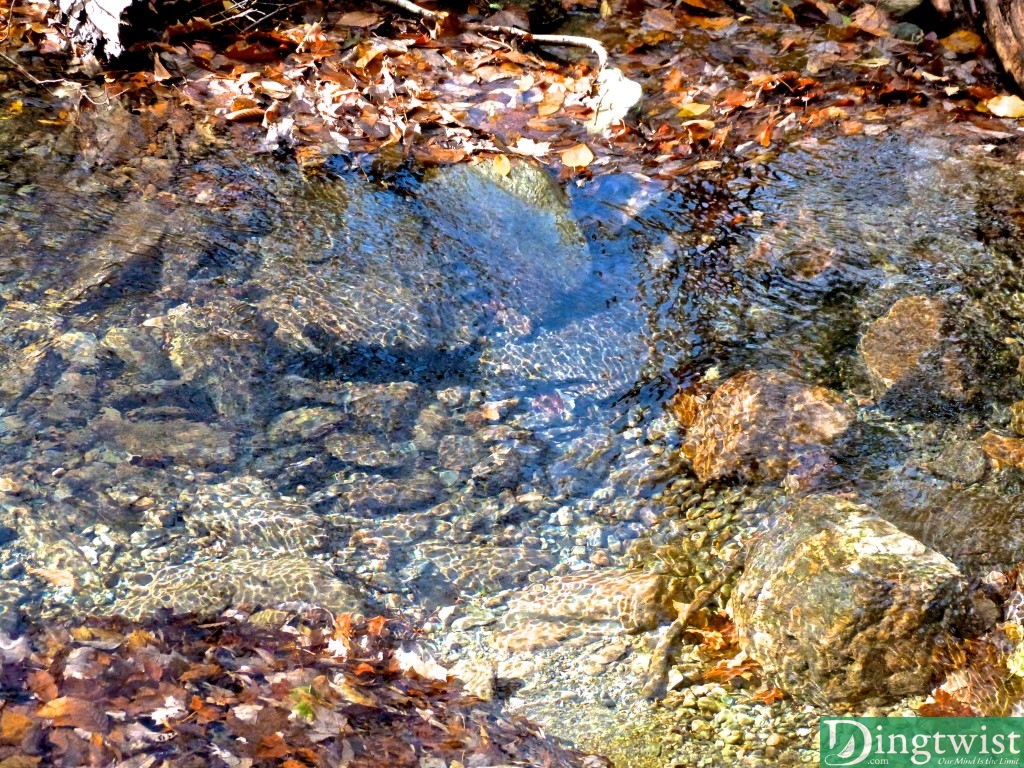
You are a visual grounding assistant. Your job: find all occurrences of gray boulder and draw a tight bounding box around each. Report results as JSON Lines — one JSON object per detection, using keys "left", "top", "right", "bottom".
{"left": 733, "top": 494, "right": 973, "bottom": 706}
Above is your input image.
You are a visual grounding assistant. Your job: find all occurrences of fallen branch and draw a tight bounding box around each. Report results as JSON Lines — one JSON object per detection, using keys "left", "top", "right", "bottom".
{"left": 640, "top": 553, "right": 746, "bottom": 702}
{"left": 464, "top": 23, "right": 608, "bottom": 69}
{"left": 376, "top": 0, "right": 608, "bottom": 69}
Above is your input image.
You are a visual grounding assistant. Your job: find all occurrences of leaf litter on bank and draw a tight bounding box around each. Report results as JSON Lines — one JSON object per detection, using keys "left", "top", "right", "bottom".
{"left": 0, "top": 609, "right": 609, "bottom": 767}
{"left": 3, "top": 0, "right": 1024, "bottom": 185}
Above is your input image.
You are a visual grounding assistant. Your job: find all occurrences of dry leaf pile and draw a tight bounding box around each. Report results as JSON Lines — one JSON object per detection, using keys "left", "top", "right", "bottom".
{"left": 3, "top": 0, "right": 1024, "bottom": 182}
{"left": 0, "top": 610, "right": 609, "bottom": 768}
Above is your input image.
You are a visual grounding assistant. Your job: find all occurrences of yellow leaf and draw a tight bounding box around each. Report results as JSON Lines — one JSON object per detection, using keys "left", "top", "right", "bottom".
{"left": 9, "top": 100, "right": 22, "bottom": 114}
{"left": 677, "top": 102, "right": 711, "bottom": 117}
{"left": 986, "top": 94, "right": 1024, "bottom": 118}
{"left": 493, "top": 154, "right": 511, "bottom": 176}
{"left": 600, "top": 0, "right": 612, "bottom": 17}
{"left": 561, "top": 143, "right": 594, "bottom": 168}
{"left": 940, "top": 28, "right": 981, "bottom": 54}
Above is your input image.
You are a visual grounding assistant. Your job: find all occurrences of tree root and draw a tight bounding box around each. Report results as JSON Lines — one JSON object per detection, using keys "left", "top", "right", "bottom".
{"left": 640, "top": 554, "right": 746, "bottom": 702}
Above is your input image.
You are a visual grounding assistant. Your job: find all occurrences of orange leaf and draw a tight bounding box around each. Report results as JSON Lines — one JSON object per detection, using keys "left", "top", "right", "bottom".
{"left": 752, "top": 687, "right": 785, "bottom": 704}
{"left": 940, "top": 28, "right": 981, "bottom": 54}
{"left": 27, "top": 670, "right": 58, "bottom": 702}
{"left": 365, "top": 616, "right": 387, "bottom": 637}
{"left": 0, "top": 709, "right": 34, "bottom": 745}
{"left": 35, "top": 697, "right": 109, "bottom": 733}
{"left": 255, "top": 733, "right": 290, "bottom": 759}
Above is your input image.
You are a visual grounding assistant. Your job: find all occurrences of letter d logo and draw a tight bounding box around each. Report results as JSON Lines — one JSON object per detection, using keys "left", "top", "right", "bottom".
{"left": 823, "top": 719, "right": 873, "bottom": 766}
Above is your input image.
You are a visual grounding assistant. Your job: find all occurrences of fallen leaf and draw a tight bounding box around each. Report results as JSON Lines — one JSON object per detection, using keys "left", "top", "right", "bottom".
{"left": 850, "top": 4, "right": 891, "bottom": 36}
{"left": 493, "top": 154, "right": 511, "bottom": 176}
{"left": 27, "top": 670, "right": 58, "bottom": 702}
{"left": 153, "top": 54, "right": 172, "bottom": 82}
{"left": 677, "top": 102, "right": 712, "bottom": 117}
{"left": 986, "top": 94, "right": 1024, "bottom": 118}
{"left": 35, "top": 697, "right": 109, "bottom": 733}
{"left": 940, "top": 28, "right": 982, "bottom": 54}
{"left": 752, "top": 687, "right": 785, "bottom": 704}
{"left": 0, "top": 709, "right": 34, "bottom": 745}
{"left": 336, "top": 11, "right": 381, "bottom": 27}
{"left": 560, "top": 143, "right": 594, "bottom": 167}
{"left": 508, "top": 138, "right": 551, "bottom": 157}
{"left": 643, "top": 8, "right": 680, "bottom": 32}
{"left": 27, "top": 567, "right": 75, "bottom": 589}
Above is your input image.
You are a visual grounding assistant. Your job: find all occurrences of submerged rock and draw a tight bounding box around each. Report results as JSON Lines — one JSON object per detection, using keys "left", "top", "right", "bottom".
{"left": 734, "top": 495, "right": 972, "bottom": 706}
{"left": 491, "top": 568, "right": 683, "bottom": 652}
{"left": 90, "top": 408, "right": 236, "bottom": 466}
{"left": 979, "top": 431, "right": 1024, "bottom": 471}
{"left": 858, "top": 295, "right": 972, "bottom": 403}
{"left": 677, "top": 370, "right": 852, "bottom": 482}
{"left": 110, "top": 555, "right": 365, "bottom": 621}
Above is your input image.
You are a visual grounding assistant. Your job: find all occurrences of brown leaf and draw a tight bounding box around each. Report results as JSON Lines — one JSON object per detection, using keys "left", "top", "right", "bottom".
{"left": 35, "top": 697, "right": 109, "bottom": 734}
{"left": 918, "top": 689, "right": 978, "bottom": 717}
{"left": 255, "top": 732, "right": 290, "bottom": 759}
{"left": 643, "top": 8, "right": 681, "bottom": 32}
{"left": 0, "top": 756, "right": 41, "bottom": 768}
{"left": 27, "top": 670, "right": 58, "bottom": 703}
{"left": 850, "top": 4, "right": 891, "bottom": 36}
{"left": 336, "top": 10, "right": 382, "bottom": 27}
{"left": 27, "top": 567, "right": 76, "bottom": 590}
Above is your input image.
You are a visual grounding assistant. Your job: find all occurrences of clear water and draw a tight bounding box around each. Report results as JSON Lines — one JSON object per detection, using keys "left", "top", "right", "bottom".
{"left": 4, "top": 86, "right": 1024, "bottom": 759}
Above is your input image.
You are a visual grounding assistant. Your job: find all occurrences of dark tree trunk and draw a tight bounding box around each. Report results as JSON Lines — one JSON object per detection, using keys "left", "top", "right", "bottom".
{"left": 947, "top": 0, "right": 1024, "bottom": 88}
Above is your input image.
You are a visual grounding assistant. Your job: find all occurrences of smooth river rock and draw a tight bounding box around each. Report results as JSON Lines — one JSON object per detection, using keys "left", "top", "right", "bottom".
{"left": 733, "top": 494, "right": 972, "bottom": 707}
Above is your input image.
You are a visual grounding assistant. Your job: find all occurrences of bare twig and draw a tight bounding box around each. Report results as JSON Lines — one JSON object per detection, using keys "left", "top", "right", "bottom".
{"left": 640, "top": 554, "right": 746, "bottom": 702}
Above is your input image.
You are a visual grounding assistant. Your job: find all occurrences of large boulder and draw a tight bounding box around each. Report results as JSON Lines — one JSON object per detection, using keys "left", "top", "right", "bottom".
{"left": 733, "top": 495, "right": 973, "bottom": 707}
{"left": 675, "top": 370, "right": 852, "bottom": 483}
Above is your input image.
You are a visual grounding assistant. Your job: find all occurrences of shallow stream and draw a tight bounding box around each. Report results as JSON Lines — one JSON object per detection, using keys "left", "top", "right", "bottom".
{"left": 4, "top": 83, "right": 1024, "bottom": 765}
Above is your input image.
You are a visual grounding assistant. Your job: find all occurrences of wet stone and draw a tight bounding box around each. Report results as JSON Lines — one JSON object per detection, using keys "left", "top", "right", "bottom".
{"left": 492, "top": 568, "right": 684, "bottom": 652}
{"left": 160, "top": 298, "right": 271, "bottom": 420}
{"left": 90, "top": 408, "right": 236, "bottom": 467}
{"left": 437, "top": 434, "right": 487, "bottom": 471}
{"left": 733, "top": 494, "right": 972, "bottom": 706}
{"left": 403, "top": 543, "right": 554, "bottom": 601}
{"left": 179, "top": 476, "right": 327, "bottom": 554}
{"left": 677, "top": 370, "right": 852, "bottom": 483}
{"left": 928, "top": 439, "right": 987, "bottom": 485}
{"left": 858, "top": 295, "right": 972, "bottom": 404}
{"left": 1011, "top": 401, "right": 1024, "bottom": 436}
{"left": 100, "top": 326, "right": 170, "bottom": 380}
{"left": 325, "top": 432, "right": 412, "bottom": 468}
{"left": 108, "top": 554, "right": 366, "bottom": 620}
{"left": 267, "top": 406, "right": 347, "bottom": 444}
